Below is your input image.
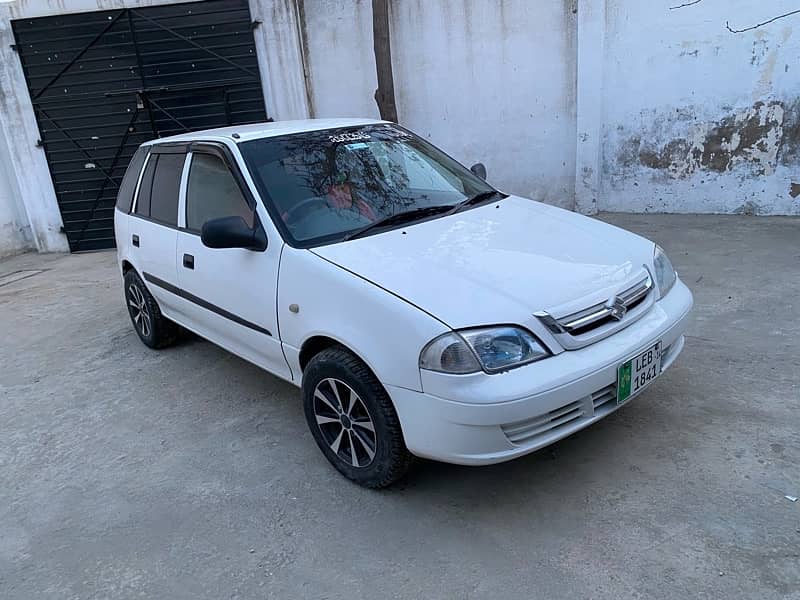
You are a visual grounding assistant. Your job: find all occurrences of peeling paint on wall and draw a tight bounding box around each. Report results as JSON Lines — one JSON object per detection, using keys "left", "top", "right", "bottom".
{"left": 601, "top": 0, "right": 799, "bottom": 215}
{"left": 632, "top": 101, "right": 788, "bottom": 179}
{"left": 605, "top": 97, "right": 800, "bottom": 214}
{"left": 778, "top": 97, "right": 800, "bottom": 167}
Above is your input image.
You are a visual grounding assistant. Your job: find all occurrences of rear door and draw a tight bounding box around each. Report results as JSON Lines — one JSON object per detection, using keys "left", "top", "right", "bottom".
{"left": 174, "top": 143, "right": 290, "bottom": 380}
{"left": 129, "top": 145, "right": 187, "bottom": 317}
{"left": 114, "top": 145, "right": 150, "bottom": 260}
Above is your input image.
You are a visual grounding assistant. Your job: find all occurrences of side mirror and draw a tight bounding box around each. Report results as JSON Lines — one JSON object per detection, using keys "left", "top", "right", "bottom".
{"left": 470, "top": 162, "right": 487, "bottom": 180}
{"left": 201, "top": 216, "right": 267, "bottom": 251}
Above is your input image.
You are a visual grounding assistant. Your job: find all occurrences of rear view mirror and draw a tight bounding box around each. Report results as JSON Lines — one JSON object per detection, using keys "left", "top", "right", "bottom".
{"left": 470, "top": 162, "right": 487, "bottom": 180}
{"left": 201, "top": 216, "right": 267, "bottom": 251}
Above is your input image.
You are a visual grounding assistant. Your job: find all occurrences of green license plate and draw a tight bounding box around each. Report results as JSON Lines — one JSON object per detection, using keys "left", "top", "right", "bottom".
{"left": 617, "top": 341, "right": 662, "bottom": 405}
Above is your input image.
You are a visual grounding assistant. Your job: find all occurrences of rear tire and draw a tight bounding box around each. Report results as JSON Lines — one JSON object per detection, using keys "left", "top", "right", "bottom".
{"left": 123, "top": 270, "right": 178, "bottom": 349}
{"left": 303, "top": 347, "right": 413, "bottom": 488}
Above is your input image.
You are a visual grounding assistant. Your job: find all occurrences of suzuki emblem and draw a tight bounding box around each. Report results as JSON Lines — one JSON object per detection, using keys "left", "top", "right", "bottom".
{"left": 606, "top": 295, "right": 627, "bottom": 321}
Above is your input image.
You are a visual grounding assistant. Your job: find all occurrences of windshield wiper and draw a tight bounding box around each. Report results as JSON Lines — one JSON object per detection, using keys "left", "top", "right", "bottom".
{"left": 448, "top": 190, "right": 507, "bottom": 215}
{"left": 343, "top": 205, "right": 455, "bottom": 241}
{"left": 342, "top": 191, "right": 507, "bottom": 241}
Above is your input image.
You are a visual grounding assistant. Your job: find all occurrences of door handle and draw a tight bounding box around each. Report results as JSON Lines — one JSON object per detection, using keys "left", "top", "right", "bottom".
{"left": 183, "top": 253, "right": 194, "bottom": 269}
{"left": 132, "top": 234, "right": 139, "bottom": 247}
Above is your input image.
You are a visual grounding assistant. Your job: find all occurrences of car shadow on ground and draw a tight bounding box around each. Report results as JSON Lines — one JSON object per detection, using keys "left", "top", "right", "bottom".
{"left": 159, "top": 332, "right": 684, "bottom": 510}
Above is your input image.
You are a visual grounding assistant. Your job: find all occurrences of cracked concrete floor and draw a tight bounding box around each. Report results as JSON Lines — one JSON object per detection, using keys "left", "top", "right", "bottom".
{"left": 1, "top": 214, "right": 798, "bottom": 599}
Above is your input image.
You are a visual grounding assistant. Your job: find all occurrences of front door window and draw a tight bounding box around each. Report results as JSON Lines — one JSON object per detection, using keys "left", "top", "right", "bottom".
{"left": 185, "top": 153, "right": 253, "bottom": 231}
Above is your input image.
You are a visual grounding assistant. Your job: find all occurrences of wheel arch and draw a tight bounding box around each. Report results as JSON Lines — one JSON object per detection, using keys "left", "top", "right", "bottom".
{"left": 121, "top": 259, "right": 135, "bottom": 275}
{"left": 298, "top": 335, "right": 383, "bottom": 385}
{"left": 120, "top": 259, "right": 158, "bottom": 305}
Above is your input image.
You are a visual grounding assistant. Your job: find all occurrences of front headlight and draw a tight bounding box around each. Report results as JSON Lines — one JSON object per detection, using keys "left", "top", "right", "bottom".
{"left": 653, "top": 244, "right": 676, "bottom": 297}
{"left": 419, "top": 326, "right": 550, "bottom": 374}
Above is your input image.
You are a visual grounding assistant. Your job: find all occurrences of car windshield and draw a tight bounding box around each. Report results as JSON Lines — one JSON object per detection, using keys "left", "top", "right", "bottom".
{"left": 238, "top": 124, "right": 496, "bottom": 247}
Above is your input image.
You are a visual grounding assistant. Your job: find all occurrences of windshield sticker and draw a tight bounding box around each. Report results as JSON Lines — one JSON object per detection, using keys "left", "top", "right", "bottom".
{"left": 329, "top": 131, "right": 371, "bottom": 143}
{"left": 377, "top": 124, "right": 412, "bottom": 139}
{"left": 345, "top": 142, "right": 369, "bottom": 150}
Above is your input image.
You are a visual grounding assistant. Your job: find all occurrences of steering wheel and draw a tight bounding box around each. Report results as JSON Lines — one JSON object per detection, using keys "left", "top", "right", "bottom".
{"left": 283, "top": 196, "right": 330, "bottom": 225}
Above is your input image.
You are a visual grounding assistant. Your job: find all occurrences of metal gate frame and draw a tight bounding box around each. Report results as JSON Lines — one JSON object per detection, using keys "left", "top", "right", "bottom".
{"left": 12, "top": 1, "right": 268, "bottom": 251}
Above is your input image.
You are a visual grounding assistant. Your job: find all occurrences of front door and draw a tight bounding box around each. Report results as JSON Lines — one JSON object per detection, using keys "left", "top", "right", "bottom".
{"left": 174, "top": 144, "right": 291, "bottom": 381}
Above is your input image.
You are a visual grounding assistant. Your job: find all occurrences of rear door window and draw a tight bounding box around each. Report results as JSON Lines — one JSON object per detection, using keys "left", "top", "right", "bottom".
{"left": 116, "top": 146, "right": 148, "bottom": 213}
{"left": 149, "top": 153, "right": 185, "bottom": 226}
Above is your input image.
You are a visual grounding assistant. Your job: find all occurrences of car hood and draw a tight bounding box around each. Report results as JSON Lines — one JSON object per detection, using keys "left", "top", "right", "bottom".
{"left": 311, "top": 196, "right": 655, "bottom": 328}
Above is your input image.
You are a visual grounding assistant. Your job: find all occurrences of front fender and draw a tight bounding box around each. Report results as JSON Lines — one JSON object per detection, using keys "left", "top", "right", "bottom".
{"left": 277, "top": 247, "right": 449, "bottom": 391}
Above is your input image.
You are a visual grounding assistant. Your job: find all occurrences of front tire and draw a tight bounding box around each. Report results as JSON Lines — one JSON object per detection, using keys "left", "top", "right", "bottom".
{"left": 123, "top": 270, "right": 178, "bottom": 349}
{"left": 302, "top": 347, "right": 413, "bottom": 488}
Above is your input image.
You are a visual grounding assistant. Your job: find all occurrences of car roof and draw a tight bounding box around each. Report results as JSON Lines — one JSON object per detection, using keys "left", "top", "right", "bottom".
{"left": 143, "top": 118, "right": 387, "bottom": 146}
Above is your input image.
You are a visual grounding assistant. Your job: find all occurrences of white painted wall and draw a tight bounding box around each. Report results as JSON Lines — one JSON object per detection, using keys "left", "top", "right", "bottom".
{"left": 600, "top": 0, "right": 800, "bottom": 215}
{"left": 574, "top": 0, "right": 605, "bottom": 214}
{"left": 0, "top": 121, "right": 32, "bottom": 257}
{"left": 390, "top": 0, "right": 577, "bottom": 207}
{"left": 0, "top": 3, "right": 70, "bottom": 258}
{"left": 299, "top": 0, "right": 799, "bottom": 214}
{"left": 249, "top": 0, "right": 312, "bottom": 122}
{"left": 301, "top": 0, "right": 380, "bottom": 119}
{"left": 302, "top": 0, "right": 577, "bottom": 207}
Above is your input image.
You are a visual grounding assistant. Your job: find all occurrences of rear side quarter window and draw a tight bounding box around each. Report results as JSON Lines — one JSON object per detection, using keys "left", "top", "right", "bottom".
{"left": 116, "top": 146, "right": 148, "bottom": 213}
{"left": 134, "top": 155, "right": 157, "bottom": 218}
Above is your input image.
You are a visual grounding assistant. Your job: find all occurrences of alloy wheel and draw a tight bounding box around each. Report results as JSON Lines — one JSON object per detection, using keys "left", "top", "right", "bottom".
{"left": 128, "top": 283, "right": 151, "bottom": 338}
{"left": 312, "top": 378, "right": 377, "bottom": 468}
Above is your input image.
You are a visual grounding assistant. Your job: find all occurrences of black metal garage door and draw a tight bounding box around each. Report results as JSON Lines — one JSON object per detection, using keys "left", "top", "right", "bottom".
{"left": 12, "top": 0, "right": 268, "bottom": 251}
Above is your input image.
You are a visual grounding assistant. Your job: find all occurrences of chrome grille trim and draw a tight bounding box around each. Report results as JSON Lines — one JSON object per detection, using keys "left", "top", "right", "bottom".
{"left": 558, "top": 276, "right": 652, "bottom": 332}
{"left": 534, "top": 271, "right": 655, "bottom": 350}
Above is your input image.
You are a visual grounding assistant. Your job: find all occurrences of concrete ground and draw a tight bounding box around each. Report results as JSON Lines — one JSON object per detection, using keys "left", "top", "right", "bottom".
{"left": 1, "top": 214, "right": 798, "bottom": 599}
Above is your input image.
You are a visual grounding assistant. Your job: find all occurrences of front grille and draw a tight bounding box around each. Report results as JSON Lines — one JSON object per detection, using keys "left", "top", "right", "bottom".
{"left": 501, "top": 401, "right": 584, "bottom": 445}
{"left": 568, "top": 292, "right": 648, "bottom": 336}
{"left": 535, "top": 272, "right": 655, "bottom": 350}
{"left": 557, "top": 276, "right": 652, "bottom": 334}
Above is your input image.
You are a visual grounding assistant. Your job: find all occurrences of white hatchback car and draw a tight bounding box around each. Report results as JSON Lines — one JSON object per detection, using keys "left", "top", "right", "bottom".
{"left": 115, "top": 118, "right": 693, "bottom": 487}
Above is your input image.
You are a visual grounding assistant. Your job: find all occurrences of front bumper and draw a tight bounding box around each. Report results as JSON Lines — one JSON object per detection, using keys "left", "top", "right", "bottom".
{"left": 386, "top": 278, "right": 693, "bottom": 465}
